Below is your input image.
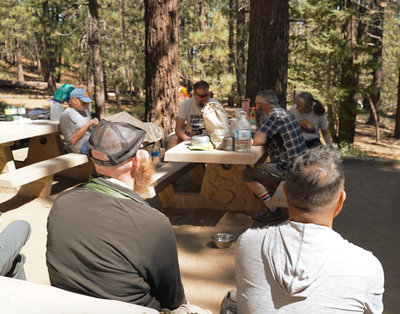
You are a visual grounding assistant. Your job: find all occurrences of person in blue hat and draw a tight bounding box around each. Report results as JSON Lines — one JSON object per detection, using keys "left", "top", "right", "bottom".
{"left": 59, "top": 88, "right": 99, "bottom": 154}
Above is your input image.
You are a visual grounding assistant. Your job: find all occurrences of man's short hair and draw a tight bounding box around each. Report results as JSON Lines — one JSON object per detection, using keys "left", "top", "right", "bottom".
{"left": 256, "top": 90, "right": 279, "bottom": 108}
{"left": 285, "top": 146, "right": 344, "bottom": 212}
{"left": 193, "top": 80, "right": 210, "bottom": 91}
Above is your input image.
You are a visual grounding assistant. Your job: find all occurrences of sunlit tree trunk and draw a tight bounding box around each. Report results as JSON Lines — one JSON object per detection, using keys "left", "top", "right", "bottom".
{"left": 394, "top": 63, "right": 400, "bottom": 139}
{"left": 88, "top": 0, "right": 106, "bottom": 119}
{"left": 16, "top": 39, "right": 24, "bottom": 82}
{"left": 144, "top": 0, "right": 179, "bottom": 137}
{"left": 236, "top": 0, "right": 247, "bottom": 101}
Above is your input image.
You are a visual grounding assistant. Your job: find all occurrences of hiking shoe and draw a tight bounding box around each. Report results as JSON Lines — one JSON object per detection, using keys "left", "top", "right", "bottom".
{"left": 252, "top": 208, "right": 283, "bottom": 223}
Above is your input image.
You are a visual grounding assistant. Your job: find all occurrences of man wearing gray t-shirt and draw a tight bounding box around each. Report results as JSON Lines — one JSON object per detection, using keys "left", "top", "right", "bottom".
{"left": 235, "top": 146, "right": 384, "bottom": 313}
{"left": 59, "top": 88, "right": 99, "bottom": 154}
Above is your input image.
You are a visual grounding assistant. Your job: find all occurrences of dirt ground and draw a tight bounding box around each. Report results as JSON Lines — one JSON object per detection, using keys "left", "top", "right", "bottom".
{"left": 1, "top": 92, "right": 400, "bottom": 312}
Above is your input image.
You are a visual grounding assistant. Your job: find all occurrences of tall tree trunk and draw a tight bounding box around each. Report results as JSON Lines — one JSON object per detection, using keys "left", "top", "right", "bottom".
{"left": 394, "top": 63, "right": 400, "bottom": 139}
{"left": 39, "top": 1, "right": 57, "bottom": 93}
{"left": 88, "top": 0, "right": 106, "bottom": 119}
{"left": 236, "top": 0, "right": 247, "bottom": 101}
{"left": 338, "top": 2, "right": 360, "bottom": 144}
{"left": 16, "top": 39, "right": 24, "bottom": 82}
{"left": 199, "top": 0, "right": 205, "bottom": 32}
{"left": 33, "top": 35, "right": 42, "bottom": 74}
{"left": 228, "top": 0, "right": 234, "bottom": 75}
{"left": 367, "top": 0, "right": 384, "bottom": 125}
{"left": 246, "top": 0, "right": 289, "bottom": 107}
{"left": 144, "top": 0, "right": 179, "bottom": 137}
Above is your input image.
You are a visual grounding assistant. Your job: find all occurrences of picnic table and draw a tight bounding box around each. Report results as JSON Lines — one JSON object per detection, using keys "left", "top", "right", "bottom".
{"left": 0, "top": 119, "right": 91, "bottom": 198}
{"left": 162, "top": 140, "right": 268, "bottom": 215}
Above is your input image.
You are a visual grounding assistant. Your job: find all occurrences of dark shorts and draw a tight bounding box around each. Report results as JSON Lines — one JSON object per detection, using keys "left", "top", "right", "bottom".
{"left": 305, "top": 138, "right": 321, "bottom": 149}
{"left": 242, "top": 162, "right": 287, "bottom": 195}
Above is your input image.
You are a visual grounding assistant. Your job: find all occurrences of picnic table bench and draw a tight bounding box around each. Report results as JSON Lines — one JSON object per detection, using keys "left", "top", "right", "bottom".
{"left": 0, "top": 120, "right": 92, "bottom": 198}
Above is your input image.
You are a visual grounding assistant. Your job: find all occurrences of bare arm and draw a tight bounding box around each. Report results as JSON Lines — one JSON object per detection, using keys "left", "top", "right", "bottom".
{"left": 252, "top": 131, "right": 267, "bottom": 146}
{"left": 321, "top": 129, "right": 332, "bottom": 145}
{"left": 70, "top": 119, "right": 99, "bottom": 144}
{"left": 175, "top": 117, "right": 190, "bottom": 141}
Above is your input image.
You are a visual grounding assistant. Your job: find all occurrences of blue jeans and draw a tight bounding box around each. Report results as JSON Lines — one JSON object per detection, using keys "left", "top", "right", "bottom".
{"left": 80, "top": 140, "right": 89, "bottom": 155}
{"left": 0, "top": 220, "right": 31, "bottom": 280}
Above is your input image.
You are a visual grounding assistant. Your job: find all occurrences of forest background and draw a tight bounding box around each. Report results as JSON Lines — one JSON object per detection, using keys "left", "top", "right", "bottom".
{"left": 1, "top": 0, "right": 400, "bottom": 151}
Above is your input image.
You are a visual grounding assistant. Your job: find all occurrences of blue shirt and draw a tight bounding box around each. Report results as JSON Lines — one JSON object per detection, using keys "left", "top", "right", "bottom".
{"left": 259, "top": 107, "right": 306, "bottom": 167}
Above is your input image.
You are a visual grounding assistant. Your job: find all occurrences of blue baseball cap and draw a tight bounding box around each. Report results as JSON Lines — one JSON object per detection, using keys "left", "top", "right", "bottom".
{"left": 70, "top": 88, "right": 93, "bottom": 103}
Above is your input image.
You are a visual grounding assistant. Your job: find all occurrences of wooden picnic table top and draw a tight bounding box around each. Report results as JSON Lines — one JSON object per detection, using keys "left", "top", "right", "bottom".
{"left": 164, "top": 140, "right": 265, "bottom": 165}
{"left": 0, "top": 120, "right": 59, "bottom": 145}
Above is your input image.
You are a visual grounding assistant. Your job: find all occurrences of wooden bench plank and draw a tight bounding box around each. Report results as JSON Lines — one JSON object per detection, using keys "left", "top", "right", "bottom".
{"left": 153, "top": 162, "right": 198, "bottom": 193}
{"left": 140, "top": 162, "right": 198, "bottom": 199}
{"left": 0, "top": 153, "right": 89, "bottom": 188}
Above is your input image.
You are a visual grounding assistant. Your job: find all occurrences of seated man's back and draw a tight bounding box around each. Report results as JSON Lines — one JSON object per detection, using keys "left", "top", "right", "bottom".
{"left": 235, "top": 146, "right": 384, "bottom": 313}
{"left": 236, "top": 221, "right": 383, "bottom": 313}
{"left": 47, "top": 120, "right": 185, "bottom": 311}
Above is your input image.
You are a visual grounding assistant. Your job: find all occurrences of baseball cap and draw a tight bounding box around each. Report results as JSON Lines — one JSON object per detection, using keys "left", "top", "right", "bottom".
{"left": 70, "top": 88, "right": 93, "bottom": 103}
{"left": 87, "top": 120, "right": 146, "bottom": 166}
{"left": 104, "top": 111, "right": 162, "bottom": 143}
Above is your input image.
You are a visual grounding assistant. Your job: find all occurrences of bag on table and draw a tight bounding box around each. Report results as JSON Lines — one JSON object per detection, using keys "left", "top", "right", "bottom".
{"left": 201, "top": 101, "right": 230, "bottom": 150}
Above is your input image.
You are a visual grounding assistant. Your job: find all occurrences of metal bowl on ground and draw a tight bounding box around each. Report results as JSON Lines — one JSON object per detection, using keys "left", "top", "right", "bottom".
{"left": 211, "top": 233, "right": 235, "bottom": 249}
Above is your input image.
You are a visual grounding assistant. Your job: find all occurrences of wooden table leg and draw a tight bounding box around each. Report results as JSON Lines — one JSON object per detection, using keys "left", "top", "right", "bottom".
{"left": 0, "top": 143, "right": 16, "bottom": 173}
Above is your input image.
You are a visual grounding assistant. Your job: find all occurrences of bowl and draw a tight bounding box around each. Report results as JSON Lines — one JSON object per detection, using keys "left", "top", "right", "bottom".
{"left": 191, "top": 135, "right": 210, "bottom": 146}
{"left": 211, "top": 233, "right": 235, "bottom": 249}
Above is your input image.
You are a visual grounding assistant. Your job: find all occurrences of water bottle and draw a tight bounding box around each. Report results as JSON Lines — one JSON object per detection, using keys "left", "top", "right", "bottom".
{"left": 17, "top": 105, "right": 26, "bottom": 117}
{"left": 249, "top": 106, "right": 257, "bottom": 135}
{"left": 151, "top": 141, "right": 161, "bottom": 166}
{"left": 234, "top": 111, "right": 251, "bottom": 153}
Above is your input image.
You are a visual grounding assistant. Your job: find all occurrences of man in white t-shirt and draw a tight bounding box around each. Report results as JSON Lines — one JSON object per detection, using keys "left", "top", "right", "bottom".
{"left": 167, "top": 81, "right": 221, "bottom": 149}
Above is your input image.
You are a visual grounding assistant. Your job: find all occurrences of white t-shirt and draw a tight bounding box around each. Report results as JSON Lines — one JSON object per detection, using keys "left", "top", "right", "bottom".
{"left": 177, "top": 97, "right": 220, "bottom": 132}
{"left": 290, "top": 104, "right": 328, "bottom": 141}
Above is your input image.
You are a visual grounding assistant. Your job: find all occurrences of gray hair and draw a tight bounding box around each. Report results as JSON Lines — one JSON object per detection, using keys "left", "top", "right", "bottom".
{"left": 256, "top": 90, "right": 280, "bottom": 108}
{"left": 285, "top": 146, "right": 344, "bottom": 212}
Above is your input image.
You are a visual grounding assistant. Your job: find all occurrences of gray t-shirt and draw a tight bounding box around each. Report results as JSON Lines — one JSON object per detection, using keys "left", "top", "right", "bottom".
{"left": 59, "top": 107, "right": 91, "bottom": 153}
{"left": 235, "top": 221, "right": 384, "bottom": 313}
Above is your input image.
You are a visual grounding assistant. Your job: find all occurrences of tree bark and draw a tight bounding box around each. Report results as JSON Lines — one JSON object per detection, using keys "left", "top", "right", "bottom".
{"left": 199, "top": 0, "right": 205, "bottom": 32}
{"left": 88, "top": 0, "right": 106, "bottom": 119}
{"left": 338, "top": 1, "right": 361, "bottom": 144}
{"left": 367, "top": 0, "right": 384, "bottom": 125}
{"left": 144, "top": 0, "right": 179, "bottom": 138}
{"left": 246, "top": 0, "right": 289, "bottom": 107}
{"left": 394, "top": 63, "right": 400, "bottom": 139}
{"left": 236, "top": 0, "right": 247, "bottom": 101}
{"left": 16, "top": 39, "right": 24, "bottom": 82}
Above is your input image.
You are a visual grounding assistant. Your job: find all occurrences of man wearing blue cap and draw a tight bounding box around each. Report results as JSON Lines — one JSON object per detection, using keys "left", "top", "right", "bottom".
{"left": 59, "top": 88, "right": 99, "bottom": 154}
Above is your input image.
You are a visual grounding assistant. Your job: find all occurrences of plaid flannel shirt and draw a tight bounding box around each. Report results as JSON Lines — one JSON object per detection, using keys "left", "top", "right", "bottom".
{"left": 259, "top": 107, "right": 306, "bottom": 168}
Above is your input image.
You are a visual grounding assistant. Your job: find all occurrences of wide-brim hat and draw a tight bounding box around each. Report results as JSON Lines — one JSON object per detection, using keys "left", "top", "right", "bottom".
{"left": 105, "top": 111, "right": 162, "bottom": 143}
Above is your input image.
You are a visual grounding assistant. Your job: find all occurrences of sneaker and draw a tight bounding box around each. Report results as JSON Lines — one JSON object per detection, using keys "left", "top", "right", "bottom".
{"left": 252, "top": 208, "right": 283, "bottom": 223}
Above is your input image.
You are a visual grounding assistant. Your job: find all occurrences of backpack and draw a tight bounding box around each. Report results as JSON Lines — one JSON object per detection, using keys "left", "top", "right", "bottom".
{"left": 53, "top": 84, "right": 75, "bottom": 103}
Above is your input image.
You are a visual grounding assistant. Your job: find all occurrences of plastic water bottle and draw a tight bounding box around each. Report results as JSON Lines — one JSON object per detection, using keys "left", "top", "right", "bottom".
{"left": 249, "top": 106, "right": 257, "bottom": 135}
{"left": 50, "top": 101, "right": 65, "bottom": 121}
{"left": 234, "top": 111, "right": 251, "bottom": 153}
{"left": 151, "top": 141, "right": 161, "bottom": 166}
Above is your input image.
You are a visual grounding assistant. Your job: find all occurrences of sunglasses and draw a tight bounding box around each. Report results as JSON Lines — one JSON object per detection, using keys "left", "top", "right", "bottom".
{"left": 195, "top": 91, "right": 210, "bottom": 99}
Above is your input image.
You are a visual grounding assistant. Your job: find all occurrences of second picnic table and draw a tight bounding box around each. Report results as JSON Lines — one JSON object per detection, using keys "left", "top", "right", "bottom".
{"left": 163, "top": 140, "right": 267, "bottom": 215}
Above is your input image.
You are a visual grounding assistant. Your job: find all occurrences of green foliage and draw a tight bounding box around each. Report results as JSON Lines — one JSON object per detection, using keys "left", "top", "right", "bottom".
{"left": 339, "top": 142, "right": 366, "bottom": 157}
